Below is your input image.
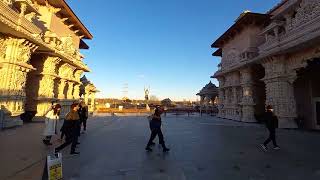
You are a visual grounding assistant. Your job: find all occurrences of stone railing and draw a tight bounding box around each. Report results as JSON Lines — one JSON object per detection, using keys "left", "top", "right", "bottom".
{"left": 0, "top": 0, "right": 42, "bottom": 35}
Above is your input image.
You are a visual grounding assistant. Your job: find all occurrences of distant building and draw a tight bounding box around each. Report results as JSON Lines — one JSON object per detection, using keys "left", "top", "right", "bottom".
{"left": 197, "top": 81, "right": 218, "bottom": 107}
{"left": 161, "top": 98, "right": 173, "bottom": 107}
{"left": 211, "top": 0, "right": 320, "bottom": 129}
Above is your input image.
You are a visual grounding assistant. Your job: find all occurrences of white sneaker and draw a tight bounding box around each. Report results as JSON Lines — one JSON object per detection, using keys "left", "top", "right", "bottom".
{"left": 273, "top": 146, "right": 280, "bottom": 150}
{"left": 260, "top": 144, "right": 268, "bottom": 152}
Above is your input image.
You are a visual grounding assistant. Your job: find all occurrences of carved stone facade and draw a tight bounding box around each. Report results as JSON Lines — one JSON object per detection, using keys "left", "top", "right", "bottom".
{"left": 212, "top": 0, "right": 320, "bottom": 129}
{"left": 0, "top": 0, "right": 95, "bottom": 128}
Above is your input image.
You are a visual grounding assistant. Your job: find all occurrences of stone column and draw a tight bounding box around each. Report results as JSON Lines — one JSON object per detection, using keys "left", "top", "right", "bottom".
{"left": 90, "top": 92, "right": 96, "bottom": 112}
{"left": 262, "top": 57, "right": 297, "bottom": 128}
{"left": 58, "top": 79, "right": 67, "bottom": 99}
{"left": 35, "top": 56, "right": 61, "bottom": 116}
{"left": 217, "top": 89, "right": 225, "bottom": 118}
{"left": 0, "top": 35, "right": 37, "bottom": 127}
{"left": 240, "top": 67, "right": 256, "bottom": 122}
{"left": 73, "top": 84, "right": 81, "bottom": 100}
{"left": 67, "top": 81, "right": 74, "bottom": 99}
{"left": 84, "top": 86, "right": 90, "bottom": 105}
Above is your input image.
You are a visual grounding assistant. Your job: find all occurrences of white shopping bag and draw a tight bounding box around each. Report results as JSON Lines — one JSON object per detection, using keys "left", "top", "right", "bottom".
{"left": 47, "top": 153, "right": 63, "bottom": 180}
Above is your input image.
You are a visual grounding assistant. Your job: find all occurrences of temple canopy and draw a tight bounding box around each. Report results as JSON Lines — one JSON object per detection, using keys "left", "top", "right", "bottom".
{"left": 197, "top": 81, "right": 218, "bottom": 96}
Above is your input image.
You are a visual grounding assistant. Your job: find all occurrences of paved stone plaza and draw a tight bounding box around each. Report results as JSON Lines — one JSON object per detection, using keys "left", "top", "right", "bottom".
{"left": 2, "top": 115, "right": 320, "bottom": 180}
{"left": 61, "top": 115, "right": 320, "bottom": 180}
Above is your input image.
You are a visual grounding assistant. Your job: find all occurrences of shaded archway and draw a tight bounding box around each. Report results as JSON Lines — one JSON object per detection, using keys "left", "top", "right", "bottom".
{"left": 294, "top": 59, "right": 320, "bottom": 129}
{"left": 251, "top": 64, "right": 266, "bottom": 121}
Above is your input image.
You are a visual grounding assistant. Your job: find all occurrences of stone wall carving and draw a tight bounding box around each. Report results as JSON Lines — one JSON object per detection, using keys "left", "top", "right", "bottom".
{"left": 38, "top": 56, "right": 61, "bottom": 98}
{"left": 287, "top": 0, "right": 320, "bottom": 31}
{"left": 222, "top": 49, "right": 239, "bottom": 69}
{"left": 0, "top": 36, "right": 37, "bottom": 116}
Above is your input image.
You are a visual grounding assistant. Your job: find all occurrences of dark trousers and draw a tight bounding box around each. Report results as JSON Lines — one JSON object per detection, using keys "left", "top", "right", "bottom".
{"left": 56, "top": 130, "right": 78, "bottom": 153}
{"left": 264, "top": 129, "right": 278, "bottom": 147}
{"left": 60, "top": 132, "right": 65, "bottom": 140}
{"left": 81, "top": 119, "right": 87, "bottom": 131}
{"left": 147, "top": 128, "right": 165, "bottom": 147}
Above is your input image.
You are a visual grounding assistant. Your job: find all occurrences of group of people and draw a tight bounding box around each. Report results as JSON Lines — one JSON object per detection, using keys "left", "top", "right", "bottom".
{"left": 143, "top": 104, "right": 281, "bottom": 153}
{"left": 42, "top": 101, "right": 88, "bottom": 155}
{"left": 42, "top": 101, "right": 280, "bottom": 155}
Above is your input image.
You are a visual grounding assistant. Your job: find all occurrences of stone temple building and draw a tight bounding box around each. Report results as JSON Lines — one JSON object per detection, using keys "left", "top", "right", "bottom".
{"left": 0, "top": 0, "right": 97, "bottom": 128}
{"left": 197, "top": 81, "right": 218, "bottom": 108}
{"left": 80, "top": 75, "right": 99, "bottom": 113}
{"left": 212, "top": 0, "right": 320, "bottom": 129}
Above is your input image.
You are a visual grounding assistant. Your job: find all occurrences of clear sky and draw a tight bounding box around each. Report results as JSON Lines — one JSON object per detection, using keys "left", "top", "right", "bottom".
{"left": 68, "top": 0, "right": 280, "bottom": 101}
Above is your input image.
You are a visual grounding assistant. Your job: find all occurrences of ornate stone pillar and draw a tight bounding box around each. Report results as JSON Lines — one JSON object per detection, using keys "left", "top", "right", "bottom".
{"left": 217, "top": 89, "right": 225, "bottom": 118}
{"left": 262, "top": 57, "right": 297, "bottom": 128}
{"left": 67, "top": 81, "right": 74, "bottom": 99}
{"left": 240, "top": 67, "right": 256, "bottom": 122}
{"left": 90, "top": 92, "right": 96, "bottom": 112}
{"left": 84, "top": 86, "right": 90, "bottom": 105}
{"left": 58, "top": 79, "right": 67, "bottom": 99}
{"left": 0, "top": 35, "right": 37, "bottom": 126}
{"left": 36, "top": 56, "right": 61, "bottom": 115}
{"left": 73, "top": 84, "right": 81, "bottom": 100}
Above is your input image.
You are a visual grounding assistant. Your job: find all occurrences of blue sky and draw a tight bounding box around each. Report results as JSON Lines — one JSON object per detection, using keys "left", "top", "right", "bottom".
{"left": 69, "top": 0, "right": 280, "bottom": 101}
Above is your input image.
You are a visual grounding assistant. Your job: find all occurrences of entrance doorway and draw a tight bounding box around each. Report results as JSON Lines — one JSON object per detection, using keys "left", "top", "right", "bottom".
{"left": 294, "top": 59, "right": 320, "bottom": 129}
{"left": 251, "top": 64, "right": 266, "bottom": 121}
{"left": 313, "top": 98, "right": 320, "bottom": 128}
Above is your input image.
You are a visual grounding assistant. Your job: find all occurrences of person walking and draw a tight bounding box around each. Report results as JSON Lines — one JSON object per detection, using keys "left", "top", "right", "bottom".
{"left": 145, "top": 106, "right": 170, "bottom": 152}
{"left": 260, "top": 105, "right": 280, "bottom": 151}
{"left": 55, "top": 103, "right": 81, "bottom": 155}
{"left": 78, "top": 101, "right": 89, "bottom": 133}
{"left": 42, "top": 104, "right": 61, "bottom": 145}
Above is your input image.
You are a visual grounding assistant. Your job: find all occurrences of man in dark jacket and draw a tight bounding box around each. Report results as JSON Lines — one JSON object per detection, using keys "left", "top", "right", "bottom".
{"left": 260, "top": 105, "right": 280, "bottom": 151}
{"left": 145, "top": 106, "right": 170, "bottom": 152}
{"left": 78, "top": 101, "right": 89, "bottom": 133}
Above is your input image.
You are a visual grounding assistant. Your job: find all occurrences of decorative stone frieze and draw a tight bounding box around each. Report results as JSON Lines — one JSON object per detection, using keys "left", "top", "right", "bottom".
{"left": 287, "top": 0, "right": 320, "bottom": 32}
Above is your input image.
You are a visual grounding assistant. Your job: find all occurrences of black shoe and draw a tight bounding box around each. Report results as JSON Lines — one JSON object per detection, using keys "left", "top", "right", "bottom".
{"left": 163, "top": 147, "right": 170, "bottom": 152}
{"left": 42, "top": 139, "right": 47, "bottom": 145}
{"left": 70, "top": 151, "right": 80, "bottom": 155}
{"left": 42, "top": 139, "right": 52, "bottom": 146}
{"left": 76, "top": 142, "right": 80, "bottom": 145}
{"left": 145, "top": 147, "right": 153, "bottom": 151}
